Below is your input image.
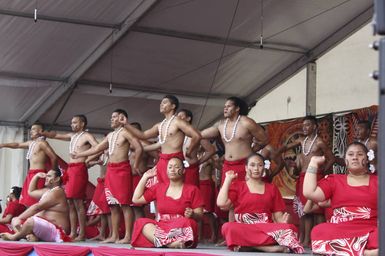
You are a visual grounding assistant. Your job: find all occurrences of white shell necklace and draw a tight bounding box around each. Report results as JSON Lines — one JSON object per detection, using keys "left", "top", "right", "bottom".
{"left": 223, "top": 115, "right": 241, "bottom": 143}
{"left": 302, "top": 134, "right": 318, "bottom": 156}
{"left": 69, "top": 131, "right": 85, "bottom": 154}
{"left": 158, "top": 115, "right": 175, "bottom": 145}
{"left": 108, "top": 127, "right": 123, "bottom": 156}
{"left": 26, "top": 137, "right": 44, "bottom": 160}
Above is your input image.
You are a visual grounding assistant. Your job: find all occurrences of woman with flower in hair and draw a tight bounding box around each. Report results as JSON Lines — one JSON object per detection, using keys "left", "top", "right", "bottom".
{"left": 131, "top": 157, "right": 204, "bottom": 248}
{"left": 217, "top": 153, "right": 304, "bottom": 253}
{"left": 303, "top": 142, "right": 378, "bottom": 256}
{"left": 0, "top": 187, "right": 26, "bottom": 233}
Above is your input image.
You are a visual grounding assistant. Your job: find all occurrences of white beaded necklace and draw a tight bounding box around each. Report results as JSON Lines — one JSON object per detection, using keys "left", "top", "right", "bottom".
{"left": 108, "top": 127, "right": 123, "bottom": 155}
{"left": 302, "top": 134, "right": 318, "bottom": 156}
{"left": 69, "top": 131, "right": 85, "bottom": 154}
{"left": 26, "top": 141, "right": 37, "bottom": 160}
{"left": 26, "top": 137, "right": 44, "bottom": 160}
{"left": 223, "top": 115, "right": 241, "bottom": 143}
{"left": 158, "top": 115, "right": 175, "bottom": 145}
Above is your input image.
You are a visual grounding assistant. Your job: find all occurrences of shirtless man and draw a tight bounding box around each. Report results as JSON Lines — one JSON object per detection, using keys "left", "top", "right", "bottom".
{"left": 355, "top": 120, "right": 377, "bottom": 173}
{"left": 40, "top": 114, "right": 99, "bottom": 241}
{"left": 282, "top": 115, "right": 335, "bottom": 247}
{"left": 0, "top": 169, "right": 70, "bottom": 242}
{"left": 0, "top": 123, "right": 57, "bottom": 207}
{"left": 201, "top": 97, "right": 268, "bottom": 184}
{"left": 124, "top": 95, "right": 201, "bottom": 185}
{"left": 72, "top": 109, "right": 143, "bottom": 244}
{"left": 177, "top": 109, "right": 216, "bottom": 186}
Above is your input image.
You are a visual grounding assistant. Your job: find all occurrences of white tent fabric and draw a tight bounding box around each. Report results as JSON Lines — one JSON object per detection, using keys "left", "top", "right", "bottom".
{"left": 0, "top": 126, "right": 25, "bottom": 209}
{"left": 0, "top": 0, "right": 373, "bottom": 132}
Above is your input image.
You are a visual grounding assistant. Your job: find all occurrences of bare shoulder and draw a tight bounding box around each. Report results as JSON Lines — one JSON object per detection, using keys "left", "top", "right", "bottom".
{"left": 241, "top": 116, "right": 258, "bottom": 126}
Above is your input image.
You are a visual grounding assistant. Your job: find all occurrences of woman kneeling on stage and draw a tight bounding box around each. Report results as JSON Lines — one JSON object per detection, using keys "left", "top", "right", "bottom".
{"left": 217, "top": 153, "right": 304, "bottom": 253}
{"left": 131, "top": 157, "right": 204, "bottom": 248}
{"left": 303, "top": 142, "right": 378, "bottom": 256}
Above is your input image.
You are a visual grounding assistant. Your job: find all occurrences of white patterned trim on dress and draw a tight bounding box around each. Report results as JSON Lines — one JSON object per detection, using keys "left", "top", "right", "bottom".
{"left": 104, "top": 187, "right": 120, "bottom": 205}
{"left": 312, "top": 233, "right": 369, "bottom": 256}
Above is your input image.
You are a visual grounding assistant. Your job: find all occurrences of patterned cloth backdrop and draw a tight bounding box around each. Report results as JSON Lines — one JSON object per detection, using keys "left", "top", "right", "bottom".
{"left": 264, "top": 105, "right": 377, "bottom": 197}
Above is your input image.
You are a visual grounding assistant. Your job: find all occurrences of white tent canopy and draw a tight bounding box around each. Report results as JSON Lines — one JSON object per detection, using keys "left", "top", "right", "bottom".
{"left": 0, "top": 0, "right": 373, "bottom": 131}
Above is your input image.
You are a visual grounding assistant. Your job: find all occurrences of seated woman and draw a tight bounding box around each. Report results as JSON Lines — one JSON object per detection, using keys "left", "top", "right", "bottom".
{"left": 0, "top": 187, "right": 26, "bottom": 233}
{"left": 217, "top": 153, "right": 304, "bottom": 253}
{"left": 303, "top": 142, "right": 378, "bottom": 256}
{"left": 131, "top": 157, "right": 204, "bottom": 248}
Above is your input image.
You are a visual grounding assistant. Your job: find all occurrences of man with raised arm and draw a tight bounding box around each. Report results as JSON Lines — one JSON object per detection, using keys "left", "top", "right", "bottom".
{"left": 200, "top": 97, "right": 268, "bottom": 184}
{"left": 72, "top": 109, "right": 143, "bottom": 244}
{"left": 0, "top": 169, "right": 70, "bottom": 242}
{"left": 123, "top": 95, "right": 202, "bottom": 184}
{"left": 40, "top": 114, "right": 99, "bottom": 241}
{"left": 281, "top": 115, "right": 335, "bottom": 247}
{"left": 0, "top": 123, "right": 57, "bottom": 207}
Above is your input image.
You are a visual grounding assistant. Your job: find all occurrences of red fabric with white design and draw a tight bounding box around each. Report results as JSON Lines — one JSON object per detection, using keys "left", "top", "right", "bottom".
{"left": 104, "top": 161, "right": 132, "bottom": 205}
{"left": 87, "top": 177, "right": 110, "bottom": 215}
{"left": 131, "top": 183, "right": 203, "bottom": 248}
{"left": 293, "top": 172, "right": 324, "bottom": 217}
{"left": 311, "top": 174, "right": 378, "bottom": 255}
{"left": 222, "top": 181, "right": 304, "bottom": 253}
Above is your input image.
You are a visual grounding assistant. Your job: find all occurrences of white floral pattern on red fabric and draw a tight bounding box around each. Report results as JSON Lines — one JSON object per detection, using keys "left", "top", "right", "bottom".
{"left": 293, "top": 196, "right": 305, "bottom": 218}
{"left": 234, "top": 213, "right": 269, "bottom": 224}
{"left": 87, "top": 200, "right": 102, "bottom": 216}
{"left": 331, "top": 207, "right": 371, "bottom": 224}
{"left": 312, "top": 233, "right": 369, "bottom": 256}
{"left": 104, "top": 188, "right": 120, "bottom": 205}
{"left": 267, "top": 229, "right": 304, "bottom": 253}
{"left": 154, "top": 226, "right": 194, "bottom": 248}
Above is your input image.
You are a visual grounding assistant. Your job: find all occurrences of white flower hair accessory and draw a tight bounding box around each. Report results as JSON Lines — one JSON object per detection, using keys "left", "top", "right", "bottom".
{"left": 369, "top": 164, "right": 376, "bottom": 173}
{"left": 367, "top": 149, "right": 375, "bottom": 161}
{"left": 183, "top": 160, "right": 190, "bottom": 168}
{"left": 9, "top": 188, "right": 14, "bottom": 194}
{"left": 264, "top": 160, "right": 271, "bottom": 170}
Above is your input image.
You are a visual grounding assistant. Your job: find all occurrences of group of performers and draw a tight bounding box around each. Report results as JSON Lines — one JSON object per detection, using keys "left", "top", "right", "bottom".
{"left": 0, "top": 95, "right": 379, "bottom": 255}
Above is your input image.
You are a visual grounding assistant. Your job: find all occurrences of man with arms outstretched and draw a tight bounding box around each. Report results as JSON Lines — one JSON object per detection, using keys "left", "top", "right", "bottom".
{"left": 0, "top": 123, "right": 57, "bottom": 207}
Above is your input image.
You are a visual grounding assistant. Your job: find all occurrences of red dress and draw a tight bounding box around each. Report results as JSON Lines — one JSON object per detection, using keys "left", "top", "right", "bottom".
{"left": 311, "top": 174, "right": 378, "bottom": 256}
{"left": 222, "top": 181, "right": 304, "bottom": 253}
{"left": 0, "top": 200, "right": 26, "bottom": 233}
{"left": 131, "top": 183, "right": 203, "bottom": 248}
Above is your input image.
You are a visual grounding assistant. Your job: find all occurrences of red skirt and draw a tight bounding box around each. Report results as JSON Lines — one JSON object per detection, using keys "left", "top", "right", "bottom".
{"left": 131, "top": 216, "right": 198, "bottom": 248}
{"left": 199, "top": 179, "right": 215, "bottom": 212}
{"left": 87, "top": 177, "right": 110, "bottom": 215}
{"left": 221, "top": 158, "right": 247, "bottom": 184}
{"left": 222, "top": 222, "right": 304, "bottom": 253}
{"left": 184, "top": 163, "right": 199, "bottom": 187}
{"left": 65, "top": 162, "right": 88, "bottom": 199}
{"left": 156, "top": 152, "right": 184, "bottom": 184}
{"left": 105, "top": 161, "right": 132, "bottom": 205}
{"left": 0, "top": 224, "right": 13, "bottom": 234}
{"left": 20, "top": 169, "right": 46, "bottom": 207}
{"left": 311, "top": 222, "right": 378, "bottom": 255}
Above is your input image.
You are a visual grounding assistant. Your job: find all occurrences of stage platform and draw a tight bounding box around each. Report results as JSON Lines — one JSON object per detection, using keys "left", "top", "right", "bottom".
{"left": 0, "top": 240, "right": 312, "bottom": 256}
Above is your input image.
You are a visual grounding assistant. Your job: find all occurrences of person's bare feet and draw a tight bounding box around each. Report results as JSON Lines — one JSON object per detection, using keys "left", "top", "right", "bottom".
{"left": 100, "top": 236, "right": 119, "bottom": 243}
{"left": 0, "top": 233, "right": 16, "bottom": 241}
{"left": 215, "top": 239, "right": 226, "bottom": 246}
{"left": 168, "top": 240, "right": 186, "bottom": 249}
{"left": 90, "top": 234, "right": 106, "bottom": 241}
{"left": 26, "top": 234, "right": 39, "bottom": 242}
{"left": 73, "top": 235, "right": 86, "bottom": 242}
{"left": 115, "top": 236, "right": 131, "bottom": 244}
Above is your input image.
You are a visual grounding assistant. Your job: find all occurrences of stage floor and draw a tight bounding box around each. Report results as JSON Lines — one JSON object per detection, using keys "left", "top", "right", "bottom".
{"left": 0, "top": 240, "right": 313, "bottom": 255}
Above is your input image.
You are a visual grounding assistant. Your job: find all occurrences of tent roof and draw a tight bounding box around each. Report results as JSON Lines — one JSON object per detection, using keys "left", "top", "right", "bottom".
{"left": 0, "top": 0, "right": 373, "bottom": 132}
